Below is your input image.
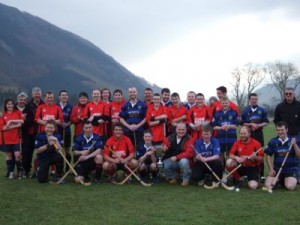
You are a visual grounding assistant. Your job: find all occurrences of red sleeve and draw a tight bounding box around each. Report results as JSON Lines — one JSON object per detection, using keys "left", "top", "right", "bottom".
{"left": 187, "top": 108, "right": 193, "bottom": 124}
{"left": 34, "top": 105, "right": 42, "bottom": 122}
{"left": 206, "top": 105, "right": 213, "bottom": 122}
{"left": 230, "top": 102, "right": 240, "bottom": 116}
{"left": 176, "top": 137, "right": 194, "bottom": 160}
{"left": 70, "top": 106, "right": 80, "bottom": 124}
{"left": 163, "top": 137, "right": 171, "bottom": 148}
{"left": 229, "top": 141, "right": 238, "bottom": 155}
{"left": 57, "top": 106, "right": 63, "bottom": 121}
{"left": 125, "top": 136, "right": 135, "bottom": 156}
{"left": 103, "top": 138, "right": 113, "bottom": 157}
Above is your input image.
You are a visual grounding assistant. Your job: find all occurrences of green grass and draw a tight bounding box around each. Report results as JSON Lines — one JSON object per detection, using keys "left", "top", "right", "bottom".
{"left": 0, "top": 125, "right": 300, "bottom": 225}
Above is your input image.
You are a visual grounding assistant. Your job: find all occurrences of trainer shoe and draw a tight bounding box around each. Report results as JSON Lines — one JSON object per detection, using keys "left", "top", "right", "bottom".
{"left": 181, "top": 181, "right": 189, "bottom": 186}
{"left": 152, "top": 176, "right": 159, "bottom": 184}
{"left": 169, "top": 179, "right": 177, "bottom": 184}
{"left": 197, "top": 180, "right": 204, "bottom": 186}
{"left": 8, "top": 172, "right": 14, "bottom": 179}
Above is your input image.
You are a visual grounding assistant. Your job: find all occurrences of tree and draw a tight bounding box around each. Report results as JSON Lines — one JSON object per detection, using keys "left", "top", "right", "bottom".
{"left": 231, "top": 63, "right": 265, "bottom": 112}
{"left": 266, "top": 61, "right": 300, "bottom": 101}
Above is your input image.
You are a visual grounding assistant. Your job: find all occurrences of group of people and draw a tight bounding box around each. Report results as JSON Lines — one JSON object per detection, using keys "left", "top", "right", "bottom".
{"left": 0, "top": 85, "right": 299, "bottom": 191}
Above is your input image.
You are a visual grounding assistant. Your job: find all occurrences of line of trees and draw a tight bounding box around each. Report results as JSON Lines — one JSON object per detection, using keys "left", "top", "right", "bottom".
{"left": 231, "top": 61, "right": 300, "bottom": 113}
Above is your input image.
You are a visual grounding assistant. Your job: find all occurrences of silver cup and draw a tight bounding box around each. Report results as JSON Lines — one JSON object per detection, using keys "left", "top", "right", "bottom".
{"left": 155, "top": 145, "right": 164, "bottom": 169}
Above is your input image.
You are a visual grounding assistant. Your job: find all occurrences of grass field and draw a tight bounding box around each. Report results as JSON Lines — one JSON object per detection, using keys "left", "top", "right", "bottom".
{"left": 1, "top": 124, "right": 300, "bottom": 225}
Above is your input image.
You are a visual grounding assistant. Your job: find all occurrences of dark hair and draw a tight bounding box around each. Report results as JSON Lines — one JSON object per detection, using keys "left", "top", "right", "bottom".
{"left": 145, "top": 87, "right": 153, "bottom": 92}
{"left": 113, "top": 89, "right": 123, "bottom": 95}
{"left": 153, "top": 93, "right": 161, "bottom": 97}
{"left": 143, "top": 129, "right": 153, "bottom": 136}
{"left": 248, "top": 93, "right": 257, "bottom": 99}
{"left": 101, "top": 88, "right": 111, "bottom": 100}
{"left": 161, "top": 88, "right": 170, "bottom": 95}
{"left": 82, "top": 120, "right": 92, "bottom": 126}
{"left": 276, "top": 121, "right": 288, "bottom": 129}
{"left": 216, "top": 86, "right": 227, "bottom": 94}
{"left": 59, "top": 90, "right": 68, "bottom": 96}
{"left": 171, "top": 92, "right": 180, "bottom": 98}
{"left": 113, "top": 122, "right": 124, "bottom": 130}
{"left": 196, "top": 93, "right": 205, "bottom": 98}
{"left": 3, "top": 98, "right": 17, "bottom": 112}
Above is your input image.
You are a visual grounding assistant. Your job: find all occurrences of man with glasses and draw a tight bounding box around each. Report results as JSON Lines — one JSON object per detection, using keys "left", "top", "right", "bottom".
{"left": 274, "top": 87, "right": 300, "bottom": 184}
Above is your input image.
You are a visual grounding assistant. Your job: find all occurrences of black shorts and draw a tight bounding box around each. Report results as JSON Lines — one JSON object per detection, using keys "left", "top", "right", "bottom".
{"left": 237, "top": 166, "right": 259, "bottom": 182}
{"left": 277, "top": 172, "right": 297, "bottom": 186}
{"left": 61, "top": 134, "right": 71, "bottom": 148}
{"left": 116, "top": 163, "right": 125, "bottom": 171}
{"left": 1, "top": 144, "right": 20, "bottom": 153}
{"left": 75, "top": 158, "right": 96, "bottom": 177}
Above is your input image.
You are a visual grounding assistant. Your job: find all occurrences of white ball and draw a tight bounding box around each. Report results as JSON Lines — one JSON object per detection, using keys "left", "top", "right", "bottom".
{"left": 235, "top": 188, "right": 240, "bottom": 192}
{"left": 268, "top": 189, "right": 273, "bottom": 193}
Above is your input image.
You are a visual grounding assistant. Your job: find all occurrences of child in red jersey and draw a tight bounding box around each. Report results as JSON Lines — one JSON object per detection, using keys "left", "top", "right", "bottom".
{"left": 2, "top": 98, "right": 24, "bottom": 179}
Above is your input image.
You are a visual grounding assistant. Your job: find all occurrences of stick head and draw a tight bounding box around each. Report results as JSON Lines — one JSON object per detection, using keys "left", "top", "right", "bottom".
{"left": 235, "top": 188, "right": 240, "bottom": 192}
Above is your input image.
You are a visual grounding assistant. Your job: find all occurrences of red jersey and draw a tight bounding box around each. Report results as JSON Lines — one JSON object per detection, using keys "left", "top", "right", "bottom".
{"left": 105, "top": 100, "right": 126, "bottom": 122}
{"left": 229, "top": 138, "right": 263, "bottom": 167}
{"left": 104, "top": 135, "right": 134, "bottom": 159}
{"left": 70, "top": 104, "right": 88, "bottom": 137}
{"left": 35, "top": 104, "right": 63, "bottom": 132}
{"left": 167, "top": 105, "right": 188, "bottom": 132}
{"left": 0, "top": 117, "right": 4, "bottom": 145}
{"left": 187, "top": 104, "right": 212, "bottom": 141}
{"left": 85, "top": 101, "right": 106, "bottom": 136}
{"left": 213, "top": 101, "right": 240, "bottom": 116}
{"left": 3, "top": 111, "right": 23, "bottom": 144}
{"left": 146, "top": 104, "right": 168, "bottom": 142}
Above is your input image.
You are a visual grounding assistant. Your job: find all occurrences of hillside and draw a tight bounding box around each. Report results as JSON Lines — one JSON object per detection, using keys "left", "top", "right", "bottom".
{"left": 0, "top": 3, "right": 160, "bottom": 98}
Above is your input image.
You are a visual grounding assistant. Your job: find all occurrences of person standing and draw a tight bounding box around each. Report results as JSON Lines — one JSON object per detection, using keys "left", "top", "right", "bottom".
{"left": 119, "top": 87, "right": 147, "bottom": 148}
{"left": 184, "top": 91, "right": 196, "bottom": 110}
{"left": 241, "top": 93, "right": 269, "bottom": 179}
{"left": 274, "top": 87, "right": 300, "bottom": 184}
{"left": 57, "top": 90, "right": 73, "bottom": 172}
{"left": 2, "top": 99, "right": 24, "bottom": 179}
{"left": 25, "top": 87, "right": 44, "bottom": 178}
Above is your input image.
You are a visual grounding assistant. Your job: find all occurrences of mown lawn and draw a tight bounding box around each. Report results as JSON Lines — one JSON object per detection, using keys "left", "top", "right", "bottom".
{"left": 1, "top": 124, "right": 300, "bottom": 225}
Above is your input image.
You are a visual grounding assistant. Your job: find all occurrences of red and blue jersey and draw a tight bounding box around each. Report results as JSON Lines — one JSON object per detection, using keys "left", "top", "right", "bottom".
{"left": 265, "top": 136, "right": 299, "bottom": 174}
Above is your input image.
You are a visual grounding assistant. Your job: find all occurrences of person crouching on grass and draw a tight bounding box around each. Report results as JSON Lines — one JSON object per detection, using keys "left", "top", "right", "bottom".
{"left": 34, "top": 120, "right": 64, "bottom": 183}
{"left": 136, "top": 130, "right": 159, "bottom": 183}
{"left": 103, "top": 122, "right": 138, "bottom": 183}
{"left": 162, "top": 122, "right": 194, "bottom": 186}
{"left": 191, "top": 124, "right": 223, "bottom": 186}
{"left": 73, "top": 120, "right": 104, "bottom": 184}
{"left": 264, "top": 121, "right": 300, "bottom": 191}
{"left": 226, "top": 126, "right": 263, "bottom": 190}
{"left": 2, "top": 98, "right": 24, "bottom": 179}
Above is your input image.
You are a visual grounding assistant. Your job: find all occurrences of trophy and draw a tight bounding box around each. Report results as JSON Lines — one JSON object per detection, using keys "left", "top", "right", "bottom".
{"left": 155, "top": 145, "right": 164, "bottom": 169}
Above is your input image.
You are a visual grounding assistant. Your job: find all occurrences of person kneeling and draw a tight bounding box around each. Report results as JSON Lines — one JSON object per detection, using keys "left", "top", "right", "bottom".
{"left": 34, "top": 120, "right": 64, "bottom": 183}
{"left": 136, "top": 130, "right": 159, "bottom": 183}
{"left": 264, "top": 121, "right": 300, "bottom": 191}
{"left": 162, "top": 122, "right": 194, "bottom": 186}
{"left": 191, "top": 125, "right": 222, "bottom": 186}
{"left": 226, "top": 126, "right": 263, "bottom": 190}
{"left": 73, "top": 120, "right": 104, "bottom": 184}
{"left": 103, "top": 122, "right": 138, "bottom": 183}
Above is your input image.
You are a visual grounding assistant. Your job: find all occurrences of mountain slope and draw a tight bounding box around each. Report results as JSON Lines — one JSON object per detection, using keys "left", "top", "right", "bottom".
{"left": 0, "top": 3, "right": 160, "bottom": 97}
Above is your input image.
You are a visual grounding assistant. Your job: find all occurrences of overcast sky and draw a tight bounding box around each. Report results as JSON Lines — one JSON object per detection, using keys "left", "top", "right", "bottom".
{"left": 1, "top": 0, "right": 300, "bottom": 99}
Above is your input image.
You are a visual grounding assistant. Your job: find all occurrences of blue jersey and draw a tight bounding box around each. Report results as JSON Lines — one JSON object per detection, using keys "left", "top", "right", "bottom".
{"left": 119, "top": 100, "right": 147, "bottom": 132}
{"left": 265, "top": 136, "right": 299, "bottom": 173}
{"left": 34, "top": 132, "right": 63, "bottom": 159}
{"left": 136, "top": 144, "right": 152, "bottom": 160}
{"left": 73, "top": 133, "right": 104, "bottom": 152}
{"left": 194, "top": 137, "right": 220, "bottom": 158}
{"left": 212, "top": 109, "right": 239, "bottom": 145}
{"left": 241, "top": 106, "right": 269, "bottom": 129}
{"left": 57, "top": 102, "right": 73, "bottom": 135}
